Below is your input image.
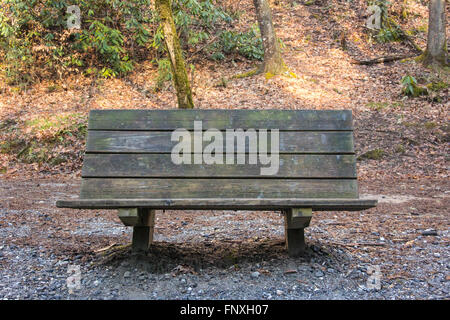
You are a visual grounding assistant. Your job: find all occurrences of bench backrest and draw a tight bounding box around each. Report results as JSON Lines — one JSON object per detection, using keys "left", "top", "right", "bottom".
{"left": 79, "top": 110, "right": 358, "bottom": 200}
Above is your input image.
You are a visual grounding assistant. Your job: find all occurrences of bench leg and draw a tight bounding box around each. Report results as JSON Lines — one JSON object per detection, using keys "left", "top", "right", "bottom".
{"left": 284, "top": 208, "right": 312, "bottom": 257}
{"left": 132, "top": 225, "right": 154, "bottom": 252}
{"left": 118, "top": 208, "right": 155, "bottom": 252}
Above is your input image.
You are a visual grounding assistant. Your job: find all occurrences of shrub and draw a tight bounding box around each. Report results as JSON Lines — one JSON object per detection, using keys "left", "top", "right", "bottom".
{"left": 401, "top": 75, "right": 427, "bottom": 97}
{"left": 209, "top": 25, "right": 264, "bottom": 61}
{"left": 0, "top": 0, "right": 260, "bottom": 85}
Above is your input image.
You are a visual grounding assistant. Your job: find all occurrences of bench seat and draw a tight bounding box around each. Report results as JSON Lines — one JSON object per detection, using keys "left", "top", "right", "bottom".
{"left": 57, "top": 198, "right": 376, "bottom": 210}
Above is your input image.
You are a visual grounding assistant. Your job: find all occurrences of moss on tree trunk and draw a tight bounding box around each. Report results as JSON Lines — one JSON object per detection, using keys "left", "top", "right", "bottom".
{"left": 156, "top": 0, "right": 194, "bottom": 109}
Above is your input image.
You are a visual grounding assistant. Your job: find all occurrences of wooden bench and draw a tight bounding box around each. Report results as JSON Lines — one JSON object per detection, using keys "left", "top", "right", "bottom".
{"left": 57, "top": 110, "right": 377, "bottom": 256}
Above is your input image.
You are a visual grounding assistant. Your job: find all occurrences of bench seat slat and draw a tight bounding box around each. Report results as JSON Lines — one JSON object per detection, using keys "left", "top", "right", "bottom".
{"left": 86, "top": 131, "right": 355, "bottom": 154}
{"left": 56, "top": 198, "right": 376, "bottom": 211}
{"left": 79, "top": 178, "right": 358, "bottom": 199}
{"left": 82, "top": 154, "right": 356, "bottom": 178}
{"left": 88, "top": 110, "right": 353, "bottom": 131}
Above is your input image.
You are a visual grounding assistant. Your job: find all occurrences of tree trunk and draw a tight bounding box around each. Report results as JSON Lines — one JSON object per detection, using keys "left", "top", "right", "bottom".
{"left": 253, "top": 0, "right": 286, "bottom": 75}
{"left": 155, "top": 0, "right": 194, "bottom": 109}
{"left": 423, "top": 0, "right": 448, "bottom": 66}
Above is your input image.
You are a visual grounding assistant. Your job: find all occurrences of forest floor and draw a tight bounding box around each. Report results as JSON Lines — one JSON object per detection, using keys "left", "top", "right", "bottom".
{"left": 0, "top": 0, "right": 448, "bottom": 299}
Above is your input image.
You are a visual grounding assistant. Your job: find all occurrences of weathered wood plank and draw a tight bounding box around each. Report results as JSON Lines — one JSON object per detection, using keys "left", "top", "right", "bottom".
{"left": 86, "top": 131, "right": 355, "bottom": 154}
{"left": 78, "top": 178, "right": 358, "bottom": 199}
{"left": 88, "top": 110, "right": 353, "bottom": 131}
{"left": 82, "top": 154, "right": 356, "bottom": 178}
{"left": 56, "top": 198, "right": 377, "bottom": 210}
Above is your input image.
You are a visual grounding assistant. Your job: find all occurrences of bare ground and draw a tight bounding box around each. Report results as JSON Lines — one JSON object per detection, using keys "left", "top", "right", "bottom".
{"left": 0, "top": 174, "right": 448, "bottom": 299}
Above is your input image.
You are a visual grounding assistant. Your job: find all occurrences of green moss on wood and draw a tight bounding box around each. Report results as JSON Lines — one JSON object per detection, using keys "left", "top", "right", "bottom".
{"left": 233, "top": 67, "right": 262, "bottom": 79}
{"left": 394, "top": 144, "right": 406, "bottom": 154}
{"left": 358, "top": 149, "right": 385, "bottom": 160}
{"left": 426, "top": 80, "right": 449, "bottom": 92}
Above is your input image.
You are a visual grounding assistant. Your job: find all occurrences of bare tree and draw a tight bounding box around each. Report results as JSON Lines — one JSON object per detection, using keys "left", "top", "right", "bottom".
{"left": 422, "top": 0, "right": 448, "bottom": 66}
{"left": 155, "top": 0, "right": 194, "bottom": 108}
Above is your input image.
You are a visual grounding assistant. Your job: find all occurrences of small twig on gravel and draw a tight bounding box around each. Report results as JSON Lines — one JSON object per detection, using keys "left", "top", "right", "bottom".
{"left": 387, "top": 274, "right": 413, "bottom": 280}
{"left": 328, "top": 241, "right": 386, "bottom": 247}
{"left": 94, "top": 242, "right": 118, "bottom": 253}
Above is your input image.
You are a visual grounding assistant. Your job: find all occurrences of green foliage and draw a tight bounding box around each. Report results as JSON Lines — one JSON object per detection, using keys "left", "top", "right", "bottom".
{"left": 155, "top": 57, "right": 172, "bottom": 90}
{"left": 151, "top": 0, "right": 232, "bottom": 53}
{"left": 2, "top": 38, "right": 34, "bottom": 85}
{"left": 0, "top": 0, "right": 153, "bottom": 82}
{"left": 374, "top": 25, "right": 402, "bottom": 43}
{"left": 210, "top": 25, "right": 264, "bottom": 61}
{"left": 401, "top": 75, "right": 417, "bottom": 96}
{"left": 401, "top": 75, "right": 427, "bottom": 97}
{"left": 78, "top": 20, "right": 133, "bottom": 77}
{"left": 0, "top": 0, "right": 260, "bottom": 85}
{"left": 174, "top": 0, "right": 232, "bottom": 39}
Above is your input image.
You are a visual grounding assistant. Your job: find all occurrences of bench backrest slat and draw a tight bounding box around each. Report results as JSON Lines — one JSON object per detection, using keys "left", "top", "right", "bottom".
{"left": 82, "top": 154, "right": 356, "bottom": 178}
{"left": 86, "top": 131, "right": 354, "bottom": 153}
{"left": 88, "top": 110, "right": 353, "bottom": 131}
{"left": 80, "top": 110, "right": 358, "bottom": 200}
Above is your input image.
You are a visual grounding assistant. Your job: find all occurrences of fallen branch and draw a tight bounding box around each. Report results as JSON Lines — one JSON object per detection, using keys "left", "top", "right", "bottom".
{"left": 351, "top": 54, "right": 418, "bottom": 65}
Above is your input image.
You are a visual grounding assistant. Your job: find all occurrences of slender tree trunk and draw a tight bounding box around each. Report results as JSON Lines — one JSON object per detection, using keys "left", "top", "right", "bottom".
{"left": 253, "top": 0, "right": 286, "bottom": 75}
{"left": 155, "top": 0, "right": 194, "bottom": 109}
{"left": 423, "top": 0, "right": 448, "bottom": 66}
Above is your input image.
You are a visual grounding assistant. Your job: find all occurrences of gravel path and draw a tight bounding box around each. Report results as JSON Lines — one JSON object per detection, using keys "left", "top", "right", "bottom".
{"left": 0, "top": 178, "right": 448, "bottom": 300}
